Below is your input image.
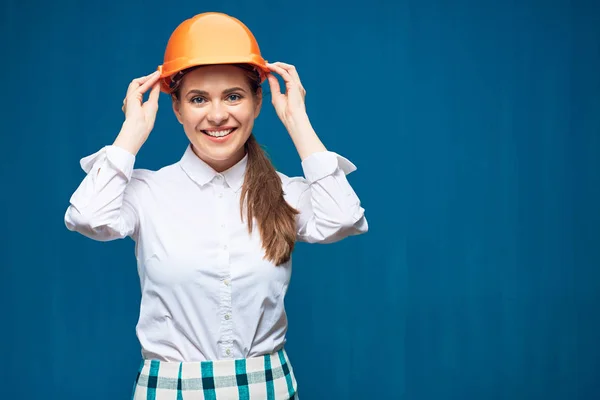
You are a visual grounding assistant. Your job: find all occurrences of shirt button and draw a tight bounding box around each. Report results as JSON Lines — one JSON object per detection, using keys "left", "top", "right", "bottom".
{"left": 224, "top": 280, "right": 230, "bottom": 286}
{"left": 225, "top": 314, "right": 231, "bottom": 320}
{"left": 226, "top": 349, "right": 231, "bottom": 356}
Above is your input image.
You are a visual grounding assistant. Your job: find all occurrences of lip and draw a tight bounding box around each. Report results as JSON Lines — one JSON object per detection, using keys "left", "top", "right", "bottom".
{"left": 201, "top": 126, "right": 237, "bottom": 132}
{"left": 200, "top": 127, "right": 237, "bottom": 143}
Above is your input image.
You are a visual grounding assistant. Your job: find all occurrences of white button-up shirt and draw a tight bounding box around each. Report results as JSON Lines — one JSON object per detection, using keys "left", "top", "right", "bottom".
{"left": 65, "top": 144, "right": 368, "bottom": 362}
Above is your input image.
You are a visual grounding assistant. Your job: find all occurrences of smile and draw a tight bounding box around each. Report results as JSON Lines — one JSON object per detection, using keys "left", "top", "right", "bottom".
{"left": 201, "top": 128, "right": 236, "bottom": 138}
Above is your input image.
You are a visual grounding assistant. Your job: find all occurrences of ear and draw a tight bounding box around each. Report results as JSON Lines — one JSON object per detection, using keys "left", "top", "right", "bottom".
{"left": 254, "top": 86, "right": 263, "bottom": 119}
{"left": 171, "top": 96, "right": 183, "bottom": 124}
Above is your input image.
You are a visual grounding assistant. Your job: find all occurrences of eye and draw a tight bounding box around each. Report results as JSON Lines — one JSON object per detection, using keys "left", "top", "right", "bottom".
{"left": 226, "top": 94, "right": 242, "bottom": 102}
{"left": 190, "top": 96, "right": 206, "bottom": 104}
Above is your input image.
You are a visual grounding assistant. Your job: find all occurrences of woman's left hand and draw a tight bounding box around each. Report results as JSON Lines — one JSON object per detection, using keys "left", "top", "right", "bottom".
{"left": 266, "top": 62, "right": 308, "bottom": 129}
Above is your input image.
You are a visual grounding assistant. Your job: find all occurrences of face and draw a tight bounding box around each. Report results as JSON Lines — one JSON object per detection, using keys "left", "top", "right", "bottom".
{"left": 172, "top": 65, "right": 262, "bottom": 172}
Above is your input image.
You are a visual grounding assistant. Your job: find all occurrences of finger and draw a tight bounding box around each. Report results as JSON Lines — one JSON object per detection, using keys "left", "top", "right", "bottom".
{"left": 122, "top": 73, "right": 158, "bottom": 114}
{"left": 267, "top": 73, "right": 282, "bottom": 96}
{"left": 126, "top": 75, "right": 151, "bottom": 96}
{"left": 266, "top": 64, "right": 306, "bottom": 100}
{"left": 266, "top": 63, "right": 296, "bottom": 88}
{"left": 267, "top": 73, "right": 285, "bottom": 109}
{"left": 122, "top": 79, "right": 159, "bottom": 115}
{"left": 136, "top": 72, "right": 161, "bottom": 97}
{"left": 126, "top": 71, "right": 160, "bottom": 97}
{"left": 144, "top": 82, "right": 161, "bottom": 110}
{"left": 269, "top": 62, "right": 302, "bottom": 85}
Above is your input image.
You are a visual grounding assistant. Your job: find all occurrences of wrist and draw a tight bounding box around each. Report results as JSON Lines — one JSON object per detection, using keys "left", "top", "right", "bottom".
{"left": 283, "top": 113, "right": 327, "bottom": 160}
{"left": 285, "top": 112, "right": 312, "bottom": 136}
{"left": 113, "top": 121, "right": 147, "bottom": 156}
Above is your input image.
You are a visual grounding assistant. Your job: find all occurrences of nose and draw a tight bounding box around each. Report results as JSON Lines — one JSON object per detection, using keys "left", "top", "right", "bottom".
{"left": 207, "top": 102, "right": 229, "bottom": 125}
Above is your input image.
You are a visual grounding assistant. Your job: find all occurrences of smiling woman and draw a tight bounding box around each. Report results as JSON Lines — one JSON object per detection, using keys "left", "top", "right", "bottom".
{"left": 171, "top": 65, "right": 262, "bottom": 172}
{"left": 64, "top": 11, "right": 368, "bottom": 400}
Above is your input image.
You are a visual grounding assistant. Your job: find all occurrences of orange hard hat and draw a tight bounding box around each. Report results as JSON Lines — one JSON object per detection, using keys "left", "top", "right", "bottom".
{"left": 157, "top": 12, "right": 269, "bottom": 93}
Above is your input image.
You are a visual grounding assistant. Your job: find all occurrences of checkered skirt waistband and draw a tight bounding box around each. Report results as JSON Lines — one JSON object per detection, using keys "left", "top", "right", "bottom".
{"left": 131, "top": 348, "right": 298, "bottom": 400}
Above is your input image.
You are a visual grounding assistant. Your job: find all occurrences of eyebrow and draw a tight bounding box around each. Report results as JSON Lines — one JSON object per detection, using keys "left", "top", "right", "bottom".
{"left": 185, "top": 87, "right": 247, "bottom": 97}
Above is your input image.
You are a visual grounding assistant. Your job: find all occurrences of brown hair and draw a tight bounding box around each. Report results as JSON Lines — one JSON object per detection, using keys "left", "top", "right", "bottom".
{"left": 172, "top": 64, "right": 299, "bottom": 265}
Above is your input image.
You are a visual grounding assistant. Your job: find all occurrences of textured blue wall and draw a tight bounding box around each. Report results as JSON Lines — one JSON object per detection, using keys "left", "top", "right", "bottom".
{"left": 1, "top": 0, "right": 598, "bottom": 398}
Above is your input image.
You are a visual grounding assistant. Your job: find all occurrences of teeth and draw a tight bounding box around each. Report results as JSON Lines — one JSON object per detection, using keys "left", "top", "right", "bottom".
{"left": 204, "top": 129, "right": 233, "bottom": 137}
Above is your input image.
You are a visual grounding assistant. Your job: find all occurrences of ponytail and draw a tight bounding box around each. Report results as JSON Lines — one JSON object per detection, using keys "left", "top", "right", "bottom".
{"left": 241, "top": 134, "right": 299, "bottom": 265}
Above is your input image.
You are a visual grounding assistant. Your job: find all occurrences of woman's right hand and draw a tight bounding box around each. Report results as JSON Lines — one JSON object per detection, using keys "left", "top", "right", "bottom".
{"left": 114, "top": 71, "right": 161, "bottom": 155}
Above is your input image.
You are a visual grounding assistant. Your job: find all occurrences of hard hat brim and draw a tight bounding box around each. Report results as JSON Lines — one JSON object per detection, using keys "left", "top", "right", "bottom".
{"left": 157, "top": 55, "right": 270, "bottom": 94}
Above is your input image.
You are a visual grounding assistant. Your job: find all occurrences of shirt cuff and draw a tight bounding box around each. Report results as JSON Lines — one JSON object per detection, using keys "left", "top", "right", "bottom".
{"left": 80, "top": 145, "right": 136, "bottom": 181}
{"left": 301, "top": 151, "right": 357, "bottom": 183}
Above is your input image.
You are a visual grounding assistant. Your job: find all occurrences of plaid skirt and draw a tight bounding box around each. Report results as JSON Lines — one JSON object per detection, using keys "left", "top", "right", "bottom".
{"left": 131, "top": 348, "right": 299, "bottom": 399}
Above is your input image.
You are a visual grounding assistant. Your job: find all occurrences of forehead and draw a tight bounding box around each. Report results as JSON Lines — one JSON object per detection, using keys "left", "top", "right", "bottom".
{"left": 180, "top": 65, "right": 249, "bottom": 91}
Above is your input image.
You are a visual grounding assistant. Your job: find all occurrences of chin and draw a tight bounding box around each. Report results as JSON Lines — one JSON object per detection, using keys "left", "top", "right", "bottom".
{"left": 192, "top": 139, "right": 245, "bottom": 162}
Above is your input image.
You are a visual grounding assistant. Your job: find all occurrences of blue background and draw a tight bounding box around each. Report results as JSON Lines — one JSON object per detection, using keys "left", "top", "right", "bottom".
{"left": 1, "top": 0, "right": 599, "bottom": 398}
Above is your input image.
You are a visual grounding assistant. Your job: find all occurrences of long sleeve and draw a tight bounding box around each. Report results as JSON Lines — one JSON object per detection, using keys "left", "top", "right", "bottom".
{"left": 64, "top": 145, "right": 140, "bottom": 241}
{"left": 285, "top": 151, "right": 368, "bottom": 244}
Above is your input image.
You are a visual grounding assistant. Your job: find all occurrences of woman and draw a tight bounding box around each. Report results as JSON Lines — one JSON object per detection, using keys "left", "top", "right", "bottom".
{"left": 65, "top": 12, "right": 367, "bottom": 400}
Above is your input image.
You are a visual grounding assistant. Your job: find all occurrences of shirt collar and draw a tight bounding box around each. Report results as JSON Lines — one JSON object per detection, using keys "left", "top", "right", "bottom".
{"left": 179, "top": 144, "right": 247, "bottom": 192}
